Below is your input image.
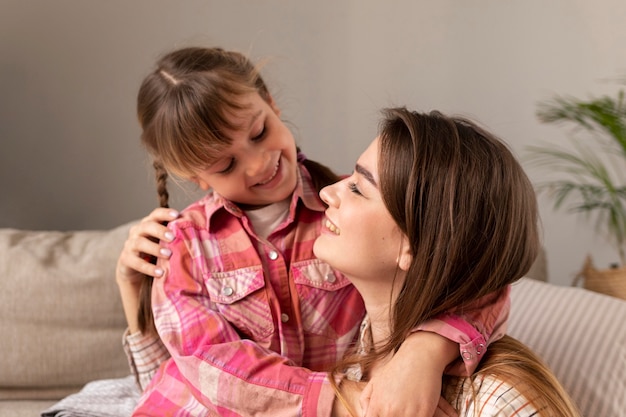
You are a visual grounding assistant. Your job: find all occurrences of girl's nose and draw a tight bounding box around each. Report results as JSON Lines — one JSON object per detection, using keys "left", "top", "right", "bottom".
{"left": 319, "top": 182, "right": 340, "bottom": 207}
{"left": 245, "top": 151, "right": 270, "bottom": 177}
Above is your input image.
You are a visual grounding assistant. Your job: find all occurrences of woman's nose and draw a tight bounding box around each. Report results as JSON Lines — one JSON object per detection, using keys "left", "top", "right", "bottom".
{"left": 319, "top": 182, "right": 340, "bottom": 207}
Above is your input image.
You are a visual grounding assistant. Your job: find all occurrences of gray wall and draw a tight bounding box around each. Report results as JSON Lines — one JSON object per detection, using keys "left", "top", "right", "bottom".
{"left": 2, "top": 0, "right": 626, "bottom": 286}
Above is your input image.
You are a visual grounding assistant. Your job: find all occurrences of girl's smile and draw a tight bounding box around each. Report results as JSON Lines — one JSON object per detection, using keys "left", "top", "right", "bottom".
{"left": 255, "top": 159, "right": 280, "bottom": 187}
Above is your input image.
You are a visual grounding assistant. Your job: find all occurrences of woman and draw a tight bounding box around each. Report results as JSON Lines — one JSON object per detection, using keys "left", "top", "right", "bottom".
{"left": 313, "top": 107, "right": 581, "bottom": 416}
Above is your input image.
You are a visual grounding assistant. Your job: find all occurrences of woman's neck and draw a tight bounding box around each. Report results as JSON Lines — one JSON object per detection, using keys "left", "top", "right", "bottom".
{"left": 366, "top": 302, "right": 393, "bottom": 348}
{"left": 351, "top": 278, "right": 403, "bottom": 348}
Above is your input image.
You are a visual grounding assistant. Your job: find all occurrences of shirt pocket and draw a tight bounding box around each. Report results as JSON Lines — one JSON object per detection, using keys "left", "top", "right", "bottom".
{"left": 204, "top": 266, "right": 275, "bottom": 340}
{"left": 292, "top": 260, "right": 357, "bottom": 338}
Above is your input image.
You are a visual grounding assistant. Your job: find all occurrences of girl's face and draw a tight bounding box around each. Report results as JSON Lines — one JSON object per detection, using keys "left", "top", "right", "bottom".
{"left": 190, "top": 92, "right": 298, "bottom": 208}
{"left": 314, "top": 137, "right": 410, "bottom": 286}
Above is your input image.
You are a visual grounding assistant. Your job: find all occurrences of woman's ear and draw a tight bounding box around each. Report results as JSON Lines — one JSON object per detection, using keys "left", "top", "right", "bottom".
{"left": 397, "top": 237, "right": 413, "bottom": 272}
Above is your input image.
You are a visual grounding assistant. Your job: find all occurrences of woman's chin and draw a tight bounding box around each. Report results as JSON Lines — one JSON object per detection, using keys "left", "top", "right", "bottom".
{"left": 312, "top": 238, "right": 331, "bottom": 264}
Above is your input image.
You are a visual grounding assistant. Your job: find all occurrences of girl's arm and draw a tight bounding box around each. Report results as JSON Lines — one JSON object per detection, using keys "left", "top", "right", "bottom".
{"left": 115, "top": 207, "right": 179, "bottom": 388}
{"left": 363, "top": 288, "right": 510, "bottom": 417}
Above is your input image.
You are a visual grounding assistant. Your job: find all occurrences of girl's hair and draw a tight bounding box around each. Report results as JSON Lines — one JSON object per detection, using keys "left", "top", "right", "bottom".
{"left": 135, "top": 47, "right": 338, "bottom": 334}
{"left": 333, "top": 108, "right": 578, "bottom": 416}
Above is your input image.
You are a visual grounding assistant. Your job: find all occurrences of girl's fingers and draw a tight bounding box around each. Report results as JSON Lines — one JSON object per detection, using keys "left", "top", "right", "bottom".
{"left": 144, "top": 207, "right": 179, "bottom": 223}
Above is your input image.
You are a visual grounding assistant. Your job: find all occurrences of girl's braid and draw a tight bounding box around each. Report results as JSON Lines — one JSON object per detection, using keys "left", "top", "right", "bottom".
{"left": 137, "top": 160, "right": 170, "bottom": 335}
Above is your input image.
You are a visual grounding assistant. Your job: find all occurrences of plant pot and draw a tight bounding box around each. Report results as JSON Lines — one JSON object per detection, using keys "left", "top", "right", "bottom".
{"left": 574, "top": 255, "right": 626, "bottom": 301}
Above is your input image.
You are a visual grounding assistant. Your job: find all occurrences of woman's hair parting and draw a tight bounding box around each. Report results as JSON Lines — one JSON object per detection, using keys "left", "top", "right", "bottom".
{"left": 135, "top": 46, "right": 338, "bottom": 334}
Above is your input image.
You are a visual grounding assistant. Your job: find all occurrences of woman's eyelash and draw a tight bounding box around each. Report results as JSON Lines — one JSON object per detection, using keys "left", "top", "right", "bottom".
{"left": 253, "top": 126, "right": 266, "bottom": 141}
{"left": 348, "top": 181, "right": 362, "bottom": 195}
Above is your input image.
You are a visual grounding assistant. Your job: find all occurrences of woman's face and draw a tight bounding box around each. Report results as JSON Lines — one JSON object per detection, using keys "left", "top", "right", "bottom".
{"left": 313, "top": 137, "right": 409, "bottom": 285}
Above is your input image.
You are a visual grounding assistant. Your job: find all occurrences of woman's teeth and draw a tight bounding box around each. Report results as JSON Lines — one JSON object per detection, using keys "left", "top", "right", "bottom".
{"left": 258, "top": 162, "right": 279, "bottom": 185}
{"left": 325, "top": 219, "right": 340, "bottom": 235}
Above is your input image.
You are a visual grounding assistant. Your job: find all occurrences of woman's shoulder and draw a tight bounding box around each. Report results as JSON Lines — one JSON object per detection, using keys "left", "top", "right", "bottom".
{"left": 444, "top": 374, "right": 540, "bottom": 417}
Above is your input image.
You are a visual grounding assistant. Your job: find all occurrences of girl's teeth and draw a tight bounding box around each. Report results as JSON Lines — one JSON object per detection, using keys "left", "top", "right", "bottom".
{"left": 326, "top": 219, "right": 340, "bottom": 235}
{"left": 259, "top": 163, "right": 279, "bottom": 185}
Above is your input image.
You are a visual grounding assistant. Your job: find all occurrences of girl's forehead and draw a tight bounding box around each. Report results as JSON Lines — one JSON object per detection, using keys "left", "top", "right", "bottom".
{"left": 220, "top": 98, "right": 265, "bottom": 133}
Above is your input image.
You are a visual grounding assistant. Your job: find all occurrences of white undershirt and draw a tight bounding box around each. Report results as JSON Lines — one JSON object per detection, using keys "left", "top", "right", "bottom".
{"left": 243, "top": 198, "right": 291, "bottom": 239}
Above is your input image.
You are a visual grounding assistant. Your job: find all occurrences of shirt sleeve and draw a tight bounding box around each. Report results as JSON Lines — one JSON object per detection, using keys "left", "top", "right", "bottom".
{"left": 150, "top": 229, "right": 337, "bottom": 417}
{"left": 122, "top": 328, "right": 171, "bottom": 391}
{"left": 415, "top": 286, "right": 510, "bottom": 376}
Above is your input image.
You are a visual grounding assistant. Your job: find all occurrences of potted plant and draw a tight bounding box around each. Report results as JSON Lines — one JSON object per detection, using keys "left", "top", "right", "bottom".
{"left": 528, "top": 84, "right": 626, "bottom": 299}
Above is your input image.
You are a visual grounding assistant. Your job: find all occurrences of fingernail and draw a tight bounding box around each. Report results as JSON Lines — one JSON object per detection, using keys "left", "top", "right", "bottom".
{"left": 169, "top": 210, "right": 179, "bottom": 218}
{"left": 160, "top": 248, "right": 172, "bottom": 257}
{"left": 164, "top": 231, "right": 175, "bottom": 241}
{"left": 154, "top": 268, "right": 164, "bottom": 277}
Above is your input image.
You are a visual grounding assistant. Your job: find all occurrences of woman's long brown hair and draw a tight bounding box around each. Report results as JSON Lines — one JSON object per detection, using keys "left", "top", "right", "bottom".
{"left": 447, "top": 335, "right": 581, "bottom": 416}
{"left": 332, "top": 108, "right": 579, "bottom": 416}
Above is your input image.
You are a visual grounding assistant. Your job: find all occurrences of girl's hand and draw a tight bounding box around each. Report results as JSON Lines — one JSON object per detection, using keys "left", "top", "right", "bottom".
{"left": 332, "top": 380, "right": 366, "bottom": 417}
{"left": 361, "top": 332, "right": 459, "bottom": 417}
{"left": 116, "top": 207, "right": 179, "bottom": 285}
{"left": 116, "top": 208, "right": 179, "bottom": 334}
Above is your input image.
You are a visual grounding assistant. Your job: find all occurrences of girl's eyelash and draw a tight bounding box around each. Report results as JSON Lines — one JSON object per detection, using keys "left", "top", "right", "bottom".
{"left": 218, "top": 158, "right": 235, "bottom": 174}
{"left": 348, "top": 181, "right": 362, "bottom": 195}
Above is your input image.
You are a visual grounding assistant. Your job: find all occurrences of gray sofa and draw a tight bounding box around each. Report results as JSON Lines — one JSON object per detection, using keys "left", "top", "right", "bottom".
{"left": 1, "top": 222, "right": 624, "bottom": 416}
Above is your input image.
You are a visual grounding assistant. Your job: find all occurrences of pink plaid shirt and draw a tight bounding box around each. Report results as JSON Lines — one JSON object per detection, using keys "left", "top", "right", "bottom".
{"left": 131, "top": 162, "right": 508, "bottom": 416}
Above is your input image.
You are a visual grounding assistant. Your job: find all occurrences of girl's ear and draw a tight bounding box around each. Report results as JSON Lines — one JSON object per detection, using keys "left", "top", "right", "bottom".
{"left": 397, "top": 237, "right": 413, "bottom": 272}
{"left": 190, "top": 176, "right": 211, "bottom": 191}
{"left": 267, "top": 94, "right": 281, "bottom": 117}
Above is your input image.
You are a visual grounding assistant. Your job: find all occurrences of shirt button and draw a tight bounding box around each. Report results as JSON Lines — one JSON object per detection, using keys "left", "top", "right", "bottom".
{"left": 325, "top": 273, "right": 336, "bottom": 283}
{"left": 268, "top": 250, "right": 279, "bottom": 260}
{"left": 461, "top": 350, "right": 473, "bottom": 360}
{"left": 281, "top": 313, "right": 289, "bottom": 323}
{"left": 222, "top": 286, "right": 234, "bottom": 297}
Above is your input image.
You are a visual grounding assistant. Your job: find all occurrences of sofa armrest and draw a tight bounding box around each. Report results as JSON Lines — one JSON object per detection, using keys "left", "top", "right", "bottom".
{"left": 0, "top": 221, "right": 136, "bottom": 399}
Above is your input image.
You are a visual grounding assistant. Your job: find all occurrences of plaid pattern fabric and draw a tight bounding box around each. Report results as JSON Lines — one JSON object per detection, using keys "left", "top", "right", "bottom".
{"left": 130, "top": 163, "right": 509, "bottom": 416}
{"left": 444, "top": 375, "right": 540, "bottom": 416}
{"left": 133, "top": 164, "right": 363, "bottom": 416}
{"left": 123, "top": 329, "right": 171, "bottom": 391}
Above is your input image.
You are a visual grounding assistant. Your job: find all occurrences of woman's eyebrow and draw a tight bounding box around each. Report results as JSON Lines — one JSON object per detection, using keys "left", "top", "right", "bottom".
{"left": 355, "top": 164, "right": 377, "bottom": 188}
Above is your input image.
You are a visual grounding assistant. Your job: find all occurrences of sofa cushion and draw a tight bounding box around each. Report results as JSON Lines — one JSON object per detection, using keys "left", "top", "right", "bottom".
{"left": 509, "top": 278, "right": 626, "bottom": 417}
{"left": 0, "top": 221, "right": 135, "bottom": 400}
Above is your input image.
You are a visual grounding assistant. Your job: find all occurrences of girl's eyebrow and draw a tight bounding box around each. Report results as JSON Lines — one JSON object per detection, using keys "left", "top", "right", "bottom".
{"left": 248, "top": 110, "right": 263, "bottom": 129}
{"left": 355, "top": 164, "right": 377, "bottom": 188}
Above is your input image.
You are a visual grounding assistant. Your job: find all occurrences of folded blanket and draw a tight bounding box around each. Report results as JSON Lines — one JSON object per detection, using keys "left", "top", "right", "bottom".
{"left": 41, "top": 376, "right": 140, "bottom": 417}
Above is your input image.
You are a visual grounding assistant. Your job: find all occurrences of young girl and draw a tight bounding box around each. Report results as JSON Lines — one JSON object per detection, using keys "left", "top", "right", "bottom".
{"left": 314, "top": 107, "right": 581, "bottom": 416}
{"left": 116, "top": 46, "right": 510, "bottom": 416}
